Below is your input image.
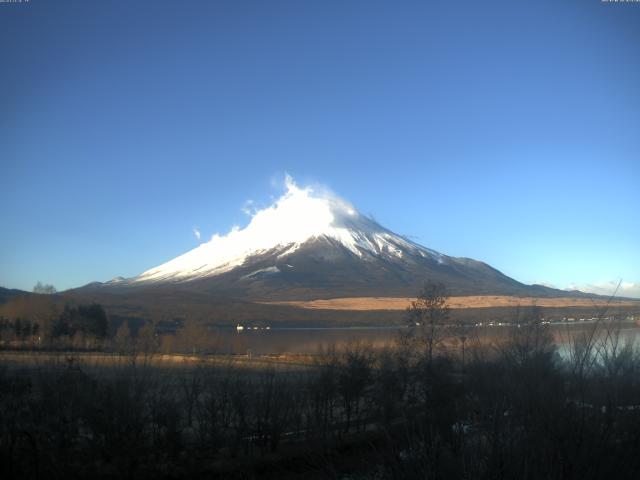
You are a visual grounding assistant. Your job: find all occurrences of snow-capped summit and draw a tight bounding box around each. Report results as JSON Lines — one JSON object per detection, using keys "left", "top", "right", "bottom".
{"left": 81, "top": 175, "right": 568, "bottom": 301}
{"left": 134, "top": 176, "right": 440, "bottom": 284}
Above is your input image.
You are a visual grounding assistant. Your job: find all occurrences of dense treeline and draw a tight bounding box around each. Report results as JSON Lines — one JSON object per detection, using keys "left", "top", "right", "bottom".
{"left": 0, "top": 303, "right": 109, "bottom": 348}
{"left": 2, "top": 317, "right": 640, "bottom": 479}
{"left": 0, "top": 306, "right": 227, "bottom": 354}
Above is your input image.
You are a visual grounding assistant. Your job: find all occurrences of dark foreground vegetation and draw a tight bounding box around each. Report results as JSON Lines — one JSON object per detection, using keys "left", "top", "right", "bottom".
{"left": 2, "top": 311, "right": 640, "bottom": 479}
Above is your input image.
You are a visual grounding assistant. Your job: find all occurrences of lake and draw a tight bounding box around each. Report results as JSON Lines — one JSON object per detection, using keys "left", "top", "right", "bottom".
{"left": 207, "top": 322, "right": 640, "bottom": 356}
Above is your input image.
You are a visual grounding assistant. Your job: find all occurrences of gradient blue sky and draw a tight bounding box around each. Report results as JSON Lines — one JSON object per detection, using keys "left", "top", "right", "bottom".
{"left": 1, "top": 0, "right": 638, "bottom": 295}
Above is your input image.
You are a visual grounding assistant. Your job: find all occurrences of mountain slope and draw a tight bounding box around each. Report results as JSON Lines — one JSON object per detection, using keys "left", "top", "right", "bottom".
{"left": 83, "top": 177, "right": 575, "bottom": 301}
{"left": 0, "top": 286, "right": 30, "bottom": 304}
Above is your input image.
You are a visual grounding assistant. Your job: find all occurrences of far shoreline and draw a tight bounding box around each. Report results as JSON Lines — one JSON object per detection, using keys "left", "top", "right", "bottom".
{"left": 262, "top": 295, "right": 640, "bottom": 311}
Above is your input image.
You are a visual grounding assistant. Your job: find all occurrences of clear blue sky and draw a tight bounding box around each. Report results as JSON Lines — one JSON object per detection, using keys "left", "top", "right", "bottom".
{"left": 1, "top": 0, "right": 638, "bottom": 294}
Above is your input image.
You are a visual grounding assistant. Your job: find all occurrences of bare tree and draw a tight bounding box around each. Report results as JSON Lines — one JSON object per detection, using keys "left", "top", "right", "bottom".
{"left": 499, "top": 302, "right": 555, "bottom": 368}
{"left": 114, "top": 320, "right": 133, "bottom": 356}
{"left": 338, "top": 343, "right": 374, "bottom": 432}
{"left": 33, "top": 282, "right": 56, "bottom": 294}
{"left": 176, "top": 321, "right": 211, "bottom": 355}
{"left": 180, "top": 367, "right": 204, "bottom": 428}
{"left": 407, "top": 281, "right": 451, "bottom": 364}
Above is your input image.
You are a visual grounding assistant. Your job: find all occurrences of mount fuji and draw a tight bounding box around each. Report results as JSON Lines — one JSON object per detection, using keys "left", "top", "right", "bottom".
{"left": 83, "top": 177, "right": 567, "bottom": 302}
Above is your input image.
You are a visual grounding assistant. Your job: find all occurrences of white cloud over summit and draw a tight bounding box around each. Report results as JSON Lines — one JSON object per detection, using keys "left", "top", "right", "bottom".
{"left": 137, "top": 176, "right": 366, "bottom": 282}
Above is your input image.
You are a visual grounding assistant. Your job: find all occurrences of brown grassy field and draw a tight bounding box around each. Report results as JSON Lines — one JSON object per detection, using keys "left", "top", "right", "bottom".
{"left": 264, "top": 295, "right": 640, "bottom": 311}
{"left": 0, "top": 350, "right": 314, "bottom": 371}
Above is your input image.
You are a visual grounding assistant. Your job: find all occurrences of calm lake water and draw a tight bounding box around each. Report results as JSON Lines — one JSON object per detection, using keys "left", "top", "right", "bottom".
{"left": 208, "top": 323, "right": 640, "bottom": 356}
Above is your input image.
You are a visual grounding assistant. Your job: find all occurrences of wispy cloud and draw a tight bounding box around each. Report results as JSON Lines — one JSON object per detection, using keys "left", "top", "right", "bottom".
{"left": 539, "top": 280, "right": 640, "bottom": 299}
{"left": 566, "top": 281, "right": 640, "bottom": 299}
{"left": 193, "top": 227, "right": 201, "bottom": 241}
{"left": 241, "top": 199, "right": 256, "bottom": 216}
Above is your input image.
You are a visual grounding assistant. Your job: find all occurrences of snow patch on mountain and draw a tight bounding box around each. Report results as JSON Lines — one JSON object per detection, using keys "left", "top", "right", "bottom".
{"left": 242, "top": 266, "right": 280, "bottom": 280}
